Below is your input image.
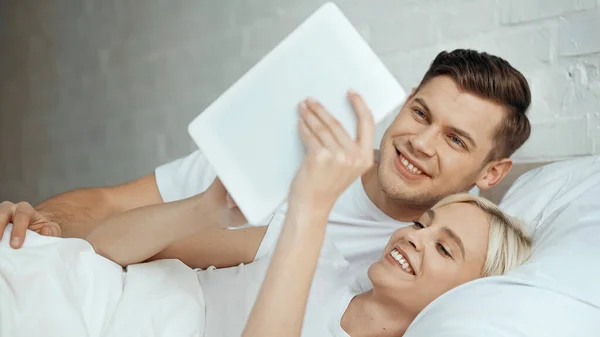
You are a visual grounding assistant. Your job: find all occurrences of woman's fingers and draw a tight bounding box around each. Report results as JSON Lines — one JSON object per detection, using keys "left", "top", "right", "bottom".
{"left": 347, "top": 91, "right": 375, "bottom": 153}
{"left": 298, "top": 113, "right": 322, "bottom": 152}
{"left": 291, "top": 93, "right": 376, "bottom": 209}
{"left": 299, "top": 101, "right": 342, "bottom": 152}
{"left": 298, "top": 93, "right": 375, "bottom": 171}
{"left": 300, "top": 93, "right": 375, "bottom": 153}
{"left": 304, "top": 98, "right": 354, "bottom": 150}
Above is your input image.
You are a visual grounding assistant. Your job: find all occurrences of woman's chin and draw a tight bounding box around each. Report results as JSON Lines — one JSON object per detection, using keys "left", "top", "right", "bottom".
{"left": 368, "top": 260, "right": 412, "bottom": 292}
{"left": 367, "top": 261, "right": 432, "bottom": 315}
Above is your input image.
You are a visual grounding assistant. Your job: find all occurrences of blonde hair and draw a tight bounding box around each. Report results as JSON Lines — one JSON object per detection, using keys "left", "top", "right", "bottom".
{"left": 432, "top": 193, "right": 532, "bottom": 277}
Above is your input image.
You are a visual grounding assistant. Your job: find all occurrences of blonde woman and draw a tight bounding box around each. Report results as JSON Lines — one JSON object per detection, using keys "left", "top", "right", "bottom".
{"left": 240, "top": 192, "right": 532, "bottom": 337}
{"left": 84, "top": 94, "right": 532, "bottom": 337}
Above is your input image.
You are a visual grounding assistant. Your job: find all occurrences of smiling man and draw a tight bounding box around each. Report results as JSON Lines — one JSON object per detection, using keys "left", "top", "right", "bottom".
{"left": 0, "top": 49, "right": 531, "bottom": 290}
{"left": 364, "top": 52, "right": 530, "bottom": 224}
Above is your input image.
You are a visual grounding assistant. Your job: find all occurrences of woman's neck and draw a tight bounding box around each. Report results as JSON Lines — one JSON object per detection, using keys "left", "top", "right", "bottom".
{"left": 341, "top": 290, "right": 414, "bottom": 337}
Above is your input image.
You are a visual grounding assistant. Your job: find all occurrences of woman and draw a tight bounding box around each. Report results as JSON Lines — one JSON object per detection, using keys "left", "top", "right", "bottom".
{"left": 86, "top": 94, "right": 532, "bottom": 337}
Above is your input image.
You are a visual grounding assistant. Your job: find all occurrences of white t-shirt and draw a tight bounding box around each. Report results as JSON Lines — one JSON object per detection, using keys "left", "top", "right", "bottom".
{"left": 196, "top": 212, "right": 360, "bottom": 337}
{"left": 155, "top": 150, "right": 410, "bottom": 290}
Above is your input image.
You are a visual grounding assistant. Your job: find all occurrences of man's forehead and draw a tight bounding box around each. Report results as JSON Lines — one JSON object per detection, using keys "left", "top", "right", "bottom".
{"left": 413, "top": 78, "right": 504, "bottom": 142}
{"left": 416, "top": 76, "right": 465, "bottom": 102}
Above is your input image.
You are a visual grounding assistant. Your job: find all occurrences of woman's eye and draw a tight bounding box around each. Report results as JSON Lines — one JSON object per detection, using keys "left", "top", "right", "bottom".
{"left": 412, "top": 221, "right": 425, "bottom": 229}
{"left": 437, "top": 243, "right": 452, "bottom": 258}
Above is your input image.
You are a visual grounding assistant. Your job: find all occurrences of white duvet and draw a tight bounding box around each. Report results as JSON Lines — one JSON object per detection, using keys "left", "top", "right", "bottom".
{"left": 0, "top": 225, "right": 206, "bottom": 337}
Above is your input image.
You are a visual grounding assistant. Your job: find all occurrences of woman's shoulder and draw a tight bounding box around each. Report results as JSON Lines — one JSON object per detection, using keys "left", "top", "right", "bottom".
{"left": 302, "top": 276, "right": 358, "bottom": 337}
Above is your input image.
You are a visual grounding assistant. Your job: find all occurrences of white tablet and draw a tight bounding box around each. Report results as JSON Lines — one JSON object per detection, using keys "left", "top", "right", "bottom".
{"left": 187, "top": 2, "right": 406, "bottom": 224}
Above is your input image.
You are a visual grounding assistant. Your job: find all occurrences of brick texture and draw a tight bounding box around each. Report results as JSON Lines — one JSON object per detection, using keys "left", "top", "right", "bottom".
{"left": 501, "top": 0, "right": 597, "bottom": 24}
{"left": 0, "top": 0, "right": 599, "bottom": 203}
{"left": 558, "top": 9, "right": 600, "bottom": 56}
{"left": 515, "top": 117, "right": 593, "bottom": 159}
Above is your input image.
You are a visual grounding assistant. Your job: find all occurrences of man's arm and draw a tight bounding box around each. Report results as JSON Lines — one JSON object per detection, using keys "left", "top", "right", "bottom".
{"left": 0, "top": 173, "right": 164, "bottom": 248}
{"left": 86, "top": 177, "right": 266, "bottom": 268}
{"left": 85, "top": 197, "right": 267, "bottom": 268}
{"left": 146, "top": 226, "right": 268, "bottom": 269}
{"left": 85, "top": 196, "right": 267, "bottom": 268}
{"left": 35, "top": 173, "right": 163, "bottom": 238}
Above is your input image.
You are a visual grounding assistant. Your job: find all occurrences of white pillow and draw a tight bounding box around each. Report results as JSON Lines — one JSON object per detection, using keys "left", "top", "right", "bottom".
{"left": 404, "top": 155, "right": 600, "bottom": 337}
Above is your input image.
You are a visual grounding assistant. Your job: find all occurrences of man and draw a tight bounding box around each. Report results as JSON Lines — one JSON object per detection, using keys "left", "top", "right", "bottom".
{"left": 0, "top": 49, "right": 531, "bottom": 290}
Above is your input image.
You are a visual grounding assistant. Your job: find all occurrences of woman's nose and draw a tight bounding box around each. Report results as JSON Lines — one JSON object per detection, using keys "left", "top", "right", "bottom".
{"left": 405, "top": 231, "right": 425, "bottom": 252}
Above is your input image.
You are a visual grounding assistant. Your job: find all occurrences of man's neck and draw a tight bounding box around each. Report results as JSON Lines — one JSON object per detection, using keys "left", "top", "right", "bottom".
{"left": 361, "top": 165, "right": 429, "bottom": 222}
{"left": 341, "top": 290, "right": 413, "bottom": 337}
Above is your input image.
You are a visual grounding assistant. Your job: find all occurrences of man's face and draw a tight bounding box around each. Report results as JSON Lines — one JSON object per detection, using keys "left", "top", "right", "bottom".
{"left": 377, "top": 75, "right": 505, "bottom": 207}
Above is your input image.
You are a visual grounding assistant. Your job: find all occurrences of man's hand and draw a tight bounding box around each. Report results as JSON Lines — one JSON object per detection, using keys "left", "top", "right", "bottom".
{"left": 0, "top": 201, "right": 62, "bottom": 248}
{"left": 203, "top": 178, "right": 247, "bottom": 228}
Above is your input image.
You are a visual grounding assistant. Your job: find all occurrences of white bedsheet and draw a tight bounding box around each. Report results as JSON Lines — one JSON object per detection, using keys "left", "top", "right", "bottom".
{"left": 0, "top": 225, "right": 206, "bottom": 337}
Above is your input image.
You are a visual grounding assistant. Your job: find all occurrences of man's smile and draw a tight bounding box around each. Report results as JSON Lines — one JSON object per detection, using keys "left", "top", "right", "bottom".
{"left": 394, "top": 149, "right": 430, "bottom": 181}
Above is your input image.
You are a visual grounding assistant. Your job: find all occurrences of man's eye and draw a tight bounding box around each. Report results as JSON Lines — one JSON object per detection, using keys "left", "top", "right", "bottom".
{"left": 437, "top": 243, "right": 452, "bottom": 258}
{"left": 412, "top": 221, "right": 425, "bottom": 229}
{"left": 449, "top": 135, "right": 465, "bottom": 148}
{"left": 414, "top": 109, "right": 426, "bottom": 119}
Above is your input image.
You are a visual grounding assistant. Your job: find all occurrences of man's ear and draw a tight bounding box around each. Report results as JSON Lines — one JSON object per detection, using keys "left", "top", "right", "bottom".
{"left": 475, "top": 158, "right": 513, "bottom": 190}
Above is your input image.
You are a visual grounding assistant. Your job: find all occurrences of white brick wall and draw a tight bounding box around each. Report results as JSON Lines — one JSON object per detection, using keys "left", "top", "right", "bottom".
{"left": 558, "top": 10, "right": 600, "bottom": 56}
{"left": 1, "top": 0, "right": 599, "bottom": 202}
{"left": 198, "top": 0, "right": 600, "bottom": 163}
{"left": 501, "top": 0, "right": 597, "bottom": 24}
{"left": 367, "top": 0, "right": 600, "bottom": 162}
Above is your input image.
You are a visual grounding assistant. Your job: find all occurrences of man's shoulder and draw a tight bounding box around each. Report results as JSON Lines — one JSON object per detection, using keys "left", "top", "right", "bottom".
{"left": 155, "top": 150, "right": 217, "bottom": 202}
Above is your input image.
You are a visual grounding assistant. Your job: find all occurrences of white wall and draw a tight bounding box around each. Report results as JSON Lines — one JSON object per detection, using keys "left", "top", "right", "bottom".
{"left": 367, "top": 0, "right": 600, "bottom": 162}
{"left": 1, "top": 0, "right": 599, "bottom": 202}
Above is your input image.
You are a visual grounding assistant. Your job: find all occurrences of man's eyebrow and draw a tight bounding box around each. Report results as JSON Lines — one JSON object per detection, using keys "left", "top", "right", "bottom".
{"left": 413, "top": 97, "right": 431, "bottom": 115}
{"left": 442, "top": 226, "right": 466, "bottom": 258}
{"left": 412, "top": 97, "right": 477, "bottom": 149}
{"left": 448, "top": 126, "right": 477, "bottom": 148}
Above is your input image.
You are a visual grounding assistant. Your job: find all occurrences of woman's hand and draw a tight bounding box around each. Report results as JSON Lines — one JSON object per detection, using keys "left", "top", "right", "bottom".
{"left": 289, "top": 91, "right": 375, "bottom": 215}
{"left": 242, "top": 91, "right": 375, "bottom": 337}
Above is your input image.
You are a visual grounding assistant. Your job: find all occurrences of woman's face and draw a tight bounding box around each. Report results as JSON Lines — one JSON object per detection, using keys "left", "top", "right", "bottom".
{"left": 367, "top": 202, "right": 490, "bottom": 316}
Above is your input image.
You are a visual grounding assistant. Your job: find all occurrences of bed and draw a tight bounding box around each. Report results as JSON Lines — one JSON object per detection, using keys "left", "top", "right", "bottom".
{"left": 407, "top": 155, "right": 600, "bottom": 337}
{"left": 480, "top": 161, "right": 553, "bottom": 203}
{"left": 1, "top": 158, "right": 598, "bottom": 337}
{"left": 0, "top": 230, "right": 206, "bottom": 337}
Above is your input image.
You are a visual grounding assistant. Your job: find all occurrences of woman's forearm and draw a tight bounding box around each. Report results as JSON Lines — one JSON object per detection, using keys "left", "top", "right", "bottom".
{"left": 242, "top": 205, "right": 329, "bottom": 337}
{"left": 86, "top": 194, "right": 218, "bottom": 266}
{"left": 242, "top": 92, "right": 374, "bottom": 336}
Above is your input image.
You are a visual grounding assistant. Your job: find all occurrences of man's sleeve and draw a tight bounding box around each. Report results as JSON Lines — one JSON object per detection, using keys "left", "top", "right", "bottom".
{"left": 154, "top": 149, "right": 217, "bottom": 203}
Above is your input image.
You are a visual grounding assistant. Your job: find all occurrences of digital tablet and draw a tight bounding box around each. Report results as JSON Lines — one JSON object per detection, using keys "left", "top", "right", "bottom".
{"left": 188, "top": 2, "right": 406, "bottom": 224}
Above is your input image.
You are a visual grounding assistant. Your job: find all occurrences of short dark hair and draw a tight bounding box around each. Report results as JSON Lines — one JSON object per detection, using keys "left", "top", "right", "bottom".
{"left": 417, "top": 49, "right": 531, "bottom": 161}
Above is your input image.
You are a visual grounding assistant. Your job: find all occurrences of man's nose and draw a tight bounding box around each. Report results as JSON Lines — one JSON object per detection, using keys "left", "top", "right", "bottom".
{"left": 409, "top": 126, "right": 437, "bottom": 157}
